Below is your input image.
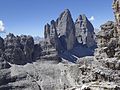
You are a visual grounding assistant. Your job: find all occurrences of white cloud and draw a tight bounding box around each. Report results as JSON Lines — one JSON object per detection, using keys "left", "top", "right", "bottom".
{"left": 89, "top": 16, "right": 95, "bottom": 21}
{"left": 0, "top": 20, "right": 5, "bottom": 32}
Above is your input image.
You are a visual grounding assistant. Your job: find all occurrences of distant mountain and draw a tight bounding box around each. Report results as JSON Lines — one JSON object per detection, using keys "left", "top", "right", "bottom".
{"left": 33, "top": 36, "right": 44, "bottom": 44}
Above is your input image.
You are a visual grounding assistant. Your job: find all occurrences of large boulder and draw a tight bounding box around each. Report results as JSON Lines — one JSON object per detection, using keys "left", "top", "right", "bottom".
{"left": 96, "top": 21, "right": 115, "bottom": 47}
{"left": 75, "top": 14, "right": 95, "bottom": 47}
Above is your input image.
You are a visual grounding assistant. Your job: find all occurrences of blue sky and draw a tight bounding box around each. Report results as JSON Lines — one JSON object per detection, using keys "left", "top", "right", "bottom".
{"left": 0, "top": 0, "right": 114, "bottom": 37}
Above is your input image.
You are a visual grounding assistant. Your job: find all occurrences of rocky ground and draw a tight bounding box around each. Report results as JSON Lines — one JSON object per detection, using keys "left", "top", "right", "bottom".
{"left": 0, "top": 56, "right": 120, "bottom": 90}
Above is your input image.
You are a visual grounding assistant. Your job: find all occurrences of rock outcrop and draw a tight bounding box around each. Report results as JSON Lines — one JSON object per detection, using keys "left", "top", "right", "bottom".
{"left": 0, "top": 37, "right": 11, "bottom": 69}
{"left": 112, "top": 0, "right": 120, "bottom": 35}
{"left": 0, "top": 57, "right": 11, "bottom": 69}
{"left": 96, "top": 21, "right": 115, "bottom": 48}
{"left": 44, "top": 9, "right": 96, "bottom": 52}
{"left": 44, "top": 23, "right": 51, "bottom": 45}
{"left": 0, "top": 33, "right": 42, "bottom": 65}
{"left": 56, "top": 9, "right": 76, "bottom": 50}
{"left": 43, "top": 20, "right": 62, "bottom": 63}
{"left": 95, "top": 21, "right": 120, "bottom": 59}
{"left": 75, "top": 14, "right": 95, "bottom": 47}
{"left": 95, "top": 21, "right": 120, "bottom": 70}
{"left": 0, "top": 57, "right": 120, "bottom": 90}
{"left": 33, "top": 43, "right": 42, "bottom": 60}
{"left": 44, "top": 9, "right": 96, "bottom": 62}
{"left": 44, "top": 9, "right": 76, "bottom": 51}
{"left": 20, "top": 35, "right": 34, "bottom": 62}
{"left": 0, "top": 37, "right": 4, "bottom": 57}
{"left": 4, "top": 33, "right": 26, "bottom": 65}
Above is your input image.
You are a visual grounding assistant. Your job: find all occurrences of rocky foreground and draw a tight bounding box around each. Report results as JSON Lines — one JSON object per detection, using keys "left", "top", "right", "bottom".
{"left": 1, "top": 55, "right": 120, "bottom": 90}
{"left": 1, "top": 1, "right": 120, "bottom": 89}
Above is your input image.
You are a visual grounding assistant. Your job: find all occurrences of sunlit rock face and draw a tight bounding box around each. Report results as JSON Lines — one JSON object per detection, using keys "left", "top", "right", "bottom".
{"left": 44, "top": 9, "right": 76, "bottom": 51}
{"left": 43, "top": 9, "right": 96, "bottom": 63}
{"left": 96, "top": 21, "right": 115, "bottom": 48}
{"left": 56, "top": 9, "right": 76, "bottom": 50}
{"left": 75, "top": 14, "right": 95, "bottom": 47}
{"left": 44, "top": 9, "right": 96, "bottom": 52}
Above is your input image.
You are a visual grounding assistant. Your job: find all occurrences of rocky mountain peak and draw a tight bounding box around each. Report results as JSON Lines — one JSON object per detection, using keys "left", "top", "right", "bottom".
{"left": 44, "top": 9, "right": 76, "bottom": 51}
{"left": 75, "top": 14, "right": 95, "bottom": 47}
{"left": 43, "top": 9, "right": 96, "bottom": 63}
{"left": 58, "top": 9, "right": 71, "bottom": 20}
{"left": 56, "top": 9, "right": 75, "bottom": 37}
{"left": 44, "top": 9, "right": 96, "bottom": 56}
{"left": 57, "top": 9, "right": 76, "bottom": 50}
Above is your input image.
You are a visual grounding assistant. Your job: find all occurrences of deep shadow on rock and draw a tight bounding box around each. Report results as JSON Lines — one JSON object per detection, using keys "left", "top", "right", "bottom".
{"left": 59, "top": 44, "right": 95, "bottom": 63}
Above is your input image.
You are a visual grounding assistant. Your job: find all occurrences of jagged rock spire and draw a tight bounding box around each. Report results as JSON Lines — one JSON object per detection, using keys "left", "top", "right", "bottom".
{"left": 56, "top": 9, "right": 76, "bottom": 50}
{"left": 44, "top": 9, "right": 96, "bottom": 52}
{"left": 75, "top": 14, "right": 95, "bottom": 47}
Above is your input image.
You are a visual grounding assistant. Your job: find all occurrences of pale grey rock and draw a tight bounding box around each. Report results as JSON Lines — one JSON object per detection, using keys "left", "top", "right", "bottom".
{"left": 0, "top": 69, "right": 11, "bottom": 86}
{"left": 96, "top": 21, "right": 114, "bottom": 47}
{"left": 43, "top": 9, "right": 96, "bottom": 63}
{"left": 56, "top": 9, "right": 76, "bottom": 50}
{"left": 75, "top": 14, "right": 95, "bottom": 47}
{"left": 0, "top": 57, "right": 120, "bottom": 90}
{"left": 43, "top": 20, "right": 63, "bottom": 62}
{"left": 1, "top": 33, "right": 42, "bottom": 65}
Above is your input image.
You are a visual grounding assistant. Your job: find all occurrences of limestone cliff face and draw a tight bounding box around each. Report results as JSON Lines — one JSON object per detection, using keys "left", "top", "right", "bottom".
{"left": 44, "top": 9, "right": 76, "bottom": 51}
{"left": 44, "top": 9, "right": 96, "bottom": 53}
{"left": 56, "top": 9, "right": 76, "bottom": 50}
{"left": 75, "top": 14, "right": 95, "bottom": 47}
